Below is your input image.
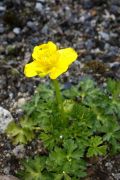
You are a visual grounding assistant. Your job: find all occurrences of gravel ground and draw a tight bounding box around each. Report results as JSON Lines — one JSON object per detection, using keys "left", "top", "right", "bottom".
{"left": 0, "top": 0, "right": 120, "bottom": 179}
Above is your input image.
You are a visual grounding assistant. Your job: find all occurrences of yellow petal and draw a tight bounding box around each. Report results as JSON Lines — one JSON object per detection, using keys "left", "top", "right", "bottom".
{"left": 32, "top": 46, "right": 41, "bottom": 60}
{"left": 24, "top": 61, "right": 51, "bottom": 78}
{"left": 47, "top": 41, "right": 57, "bottom": 52}
{"left": 57, "top": 48, "right": 78, "bottom": 68}
{"left": 24, "top": 61, "right": 39, "bottom": 77}
{"left": 38, "top": 41, "right": 57, "bottom": 51}
{"left": 49, "top": 67, "right": 68, "bottom": 79}
{"left": 49, "top": 48, "right": 78, "bottom": 79}
{"left": 32, "top": 41, "right": 57, "bottom": 60}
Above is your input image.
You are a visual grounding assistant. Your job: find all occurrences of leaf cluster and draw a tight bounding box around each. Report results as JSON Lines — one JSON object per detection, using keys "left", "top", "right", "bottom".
{"left": 6, "top": 77, "right": 120, "bottom": 179}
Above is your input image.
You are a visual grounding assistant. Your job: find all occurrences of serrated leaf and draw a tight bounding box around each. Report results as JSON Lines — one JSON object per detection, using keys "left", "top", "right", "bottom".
{"left": 63, "top": 139, "right": 77, "bottom": 154}
{"left": 107, "top": 79, "right": 120, "bottom": 98}
{"left": 6, "top": 120, "right": 35, "bottom": 144}
{"left": 87, "top": 136, "right": 107, "bottom": 157}
{"left": 87, "top": 145, "right": 107, "bottom": 157}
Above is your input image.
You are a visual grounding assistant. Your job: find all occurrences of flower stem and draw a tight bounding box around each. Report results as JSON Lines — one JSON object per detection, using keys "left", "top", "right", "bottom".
{"left": 52, "top": 79, "right": 64, "bottom": 120}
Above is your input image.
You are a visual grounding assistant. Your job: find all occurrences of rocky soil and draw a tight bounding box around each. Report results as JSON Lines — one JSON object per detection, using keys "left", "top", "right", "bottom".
{"left": 0, "top": 0, "right": 120, "bottom": 179}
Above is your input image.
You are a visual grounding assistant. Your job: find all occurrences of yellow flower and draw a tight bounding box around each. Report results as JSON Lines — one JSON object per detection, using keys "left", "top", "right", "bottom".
{"left": 24, "top": 41, "right": 78, "bottom": 79}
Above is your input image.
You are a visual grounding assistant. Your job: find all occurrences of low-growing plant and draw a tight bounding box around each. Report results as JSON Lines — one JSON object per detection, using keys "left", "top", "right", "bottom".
{"left": 6, "top": 42, "right": 120, "bottom": 180}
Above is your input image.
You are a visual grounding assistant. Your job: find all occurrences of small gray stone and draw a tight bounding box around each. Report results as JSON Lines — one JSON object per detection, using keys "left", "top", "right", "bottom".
{"left": 105, "top": 162, "right": 113, "bottom": 171}
{"left": 41, "top": 24, "right": 49, "bottom": 34}
{"left": 82, "top": 0, "right": 94, "bottom": 9}
{"left": 85, "top": 39, "right": 95, "bottom": 50}
{"left": 35, "top": 2, "right": 43, "bottom": 12}
{"left": 13, "top": 27, "right": 21, "bottom": 35}
{"left": 110, "top": 5, "right": 120, "bottom": 15}
{"left": 27, "top": 21, "right": 34, "bottom": 28}
{"left": 0, "top": 6, "right": 6, "bottom": 12}
{"left": 7, "top": 32, "right": 15, "bottom": 40}
{"left": 26, "top": 21, "right": 37, "bottom": 31}
{"left": 99, "top": 32, "right": 110, "bottom": 41}
{"left": 112, "top": 173, "right": 120, "bottom": 180}
{"left": 109, "top": 62, "right": 120, "bottom": 70}
{"left": 0, "top": 106, "right": 13, "bottom": 134}
{"left": 0, "top": 24, "right": 4, "bottom": 34}
{"left": 3, "top": 166, "right": 10, "bottom": 175}
{"left": 17, "top": 98, "right": 26, "bottom": 108}
{"left": 12, "top": 145, "right": 25, "bottom": 158}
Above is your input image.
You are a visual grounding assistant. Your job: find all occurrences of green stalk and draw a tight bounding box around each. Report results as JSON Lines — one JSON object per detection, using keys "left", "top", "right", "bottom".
{"left": 52, "top": 79, "right": 64, "bottom": 120}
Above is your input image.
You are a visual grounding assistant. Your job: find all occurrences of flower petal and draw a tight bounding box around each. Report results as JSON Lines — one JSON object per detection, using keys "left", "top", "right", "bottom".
{"left": 24, "top": 61, "right": 51, "bottom": 78}
{"left": 49, "top": 67, "right": 68, "bottom": 79}
{"left": 38, "top": 41, "right": 57, "bottom": 52}
{"left": 24, "top": 61, "right": 38, "bottom": 77}
{"left": 57, "top": 48, "right": 78, "bottom": 68}
{"left": 32, "top": 46, "right": 41, "bottom": 60}
{"left": 47, "top": 41, "right": 57, "bottom": 52}
{"left": 32, "top": 41, "right": 57, "bottom": 60}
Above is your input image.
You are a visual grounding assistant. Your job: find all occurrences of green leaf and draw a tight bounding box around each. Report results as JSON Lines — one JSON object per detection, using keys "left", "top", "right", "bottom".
{"left": 87, "top": 136, "right": 107, "bottom": 157}
{"left": 18, "top": 156, "right": 50, "bottom": 180}
{"left": 64, "top": 173, "right": 72, "bottom": 180}
{"left": 63, "top": 139, "right": 77, "bottom": 154}
{"left": 54, "top": 173, "right": 63, "bottom": 180}
{"left": 107, "top": 79, "right": 120, "bottom": 98}
{"left": 6, "top": 119, "right": 35, "bottom": 144}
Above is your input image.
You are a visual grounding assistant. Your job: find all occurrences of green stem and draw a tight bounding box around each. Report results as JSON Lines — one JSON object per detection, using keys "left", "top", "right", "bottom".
{"left": 52, "top": 79, "right": 64, "bottom": 120}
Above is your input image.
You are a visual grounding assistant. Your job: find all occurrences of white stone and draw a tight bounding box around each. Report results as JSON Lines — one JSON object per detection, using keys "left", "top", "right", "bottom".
{"left": 0, "top": 6, "right": 6, "bottom": 12}
{"left": 112, "top": 173, "right": 120, "bottom": 180}
{"left": 13, "top": 145, "right": 25, "bottom": 158}
{"left": 0, "top": 106, "right": 13, "bottom": 133}
{"left": 13, "top": 27, "right": 21, "bottom": 35}
{"left": 35, "top": 2, "right": 43, "bottom": 12}
{"left": 17, "top": 98, "right": 26, "bottom": 108}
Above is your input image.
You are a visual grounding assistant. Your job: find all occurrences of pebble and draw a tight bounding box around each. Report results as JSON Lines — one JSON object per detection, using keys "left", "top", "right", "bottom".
{"left": 12, "top": 145, "right": 25, "bottom": 159}
{"left": 13, "top": 27, "right": 21, "bottom": 35}
{"left": 0, "top": 106, "right": 13, "bottom": 134}
{"left": 82, "top": 0, "right": 94, "bottom": 9}
{"left": 110, "top": 5, "right": 120, "bottom": 15}
{"left": 13, "top": 98, "right": 26, "bottom": 110}
{"left": 3, "top": 166, "right": 10, "bottom": 175}
{"left": 41, "top": 24, "right": 49, "bottom": 34}
{"left": 109, "top": 62, "right": 120, "bottom": 69}
{"left": 17, "top": 98, "right": 26, "bottom": 108}
{"left": 0, "top": 24, "right": 4, "bottom": 34}
{"left": 91, "top": 19, "right": 97, "bottom": 27}
{"left": 85, "top": 26, "right": 96, "bottom": 36}
{"left": 99, "top": 31, "right": 110, "bottom": 41}
{"left": 85, "top": 39, "right": 95, "bottom": 50}
{"left": 105, "top": 162, "right": 113, "bottom": 171}
{"left": 35, "top": 2, "right": 43, "bottom": 12}
{"left": 26, "top": 21, "right": 37, "bottom": 31}
{"left": 112, "top": 173, "right": 120, "bottom": 180}
{"left": 31, "top": 37, "right": 39, "bottom": 45}
{"left": 0, "top": 6, "right": 6, "bottom": 12}
{"left": 106, "top": 46, "right": 119, "bottom": 56}
{"left": 7, "top": 32, "right": 15, "bottom": 40}
{"left": 111, "top": 0, "right": 120, "bottom": 6}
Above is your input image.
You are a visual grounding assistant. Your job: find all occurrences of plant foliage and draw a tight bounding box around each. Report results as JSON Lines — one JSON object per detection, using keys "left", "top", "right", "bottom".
{"left": 6, "top": 77, "right": 120, "bottom": 179}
